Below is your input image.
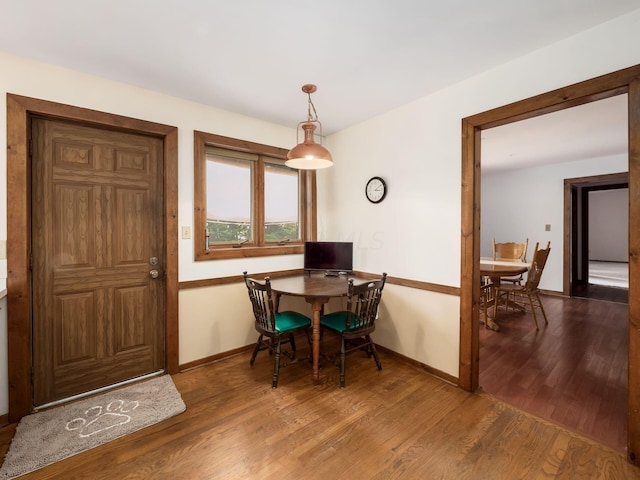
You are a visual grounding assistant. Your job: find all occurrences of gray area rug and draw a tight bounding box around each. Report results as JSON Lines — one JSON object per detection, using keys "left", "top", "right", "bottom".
{"left": 0, "top": 375, "right": 186, "bottom": 479}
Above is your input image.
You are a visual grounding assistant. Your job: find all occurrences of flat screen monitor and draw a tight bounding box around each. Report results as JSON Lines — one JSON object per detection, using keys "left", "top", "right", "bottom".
{"left": 304, "top": 241, "right": 353, "bottom": 273}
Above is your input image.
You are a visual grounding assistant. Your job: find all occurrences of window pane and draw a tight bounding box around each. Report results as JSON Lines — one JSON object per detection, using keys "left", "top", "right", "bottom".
{"left": 264, "top": 163, "right": 299, "bottom": 242}
{"left": 206, "top": 155, "right": 253, "bottom": 243}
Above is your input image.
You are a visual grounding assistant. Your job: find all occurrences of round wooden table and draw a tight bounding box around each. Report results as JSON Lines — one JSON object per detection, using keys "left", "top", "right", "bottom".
{"left": 270, "top": 273, "right": 373, "bottom": 384}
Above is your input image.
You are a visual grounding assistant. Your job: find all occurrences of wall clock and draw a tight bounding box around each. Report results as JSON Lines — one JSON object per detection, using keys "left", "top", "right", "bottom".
{"left": 365, "top": 176, "right": 387, "bottom": 204}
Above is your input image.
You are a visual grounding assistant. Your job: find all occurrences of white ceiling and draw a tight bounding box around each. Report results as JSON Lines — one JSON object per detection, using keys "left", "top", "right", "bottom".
{"left": 481, "top": 94, "right": 629, "bottom": 172}
{"left": 0, "top": 1, "right": 636, "bottom": 168}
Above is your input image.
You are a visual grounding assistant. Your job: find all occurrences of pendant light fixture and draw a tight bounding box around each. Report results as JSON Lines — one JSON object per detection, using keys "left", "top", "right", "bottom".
{"left": 285, "top": 84, "right": 333, "bottom": 169}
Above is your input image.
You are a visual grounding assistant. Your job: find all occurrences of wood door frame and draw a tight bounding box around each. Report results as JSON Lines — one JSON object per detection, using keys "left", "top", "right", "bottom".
{"left": 6, "top": 94, "right": 179, "bottom": 422}
{"left": 564, "top": 173, "right": 629, "bottom": 296}
{"left": 459, "top": 64, "right": 640, "bottom": 463}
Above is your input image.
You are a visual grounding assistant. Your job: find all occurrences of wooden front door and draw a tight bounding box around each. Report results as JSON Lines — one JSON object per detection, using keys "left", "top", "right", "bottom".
{"left": 31, "top": 117, "right": 165, "bottom": 406}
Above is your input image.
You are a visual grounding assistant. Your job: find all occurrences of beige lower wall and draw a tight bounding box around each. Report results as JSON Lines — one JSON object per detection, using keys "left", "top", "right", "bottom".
{"left": 374, "top": 284, "right": 460, "bottom": 378}
{"left": 179, "top": 283, "right": 255, "bottom": 365}
{"left": 178, "top": 281, "right": 460, "bottom": 378}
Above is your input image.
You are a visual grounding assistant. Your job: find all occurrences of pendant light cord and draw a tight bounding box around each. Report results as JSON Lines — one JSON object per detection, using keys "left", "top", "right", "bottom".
{"left": 307, "top": 92, "right": 318, "bottom": 122}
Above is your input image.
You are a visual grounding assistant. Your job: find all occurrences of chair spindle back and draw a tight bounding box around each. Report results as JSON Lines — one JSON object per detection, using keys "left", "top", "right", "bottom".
{"left": 524, "top": 242, "right": 551, "bottom": 291}
{"left": 344, "top": 273, "right": 387, "bottom": 331}
{"left": 243, "top": 272, "right": 277, "bottom": 333}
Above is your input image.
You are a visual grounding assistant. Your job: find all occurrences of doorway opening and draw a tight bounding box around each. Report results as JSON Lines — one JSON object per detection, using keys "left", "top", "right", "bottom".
{"left": 478, "top": 101, "right": 629, "bottom": 450}
{"left": 459, "top": 64, "right": 640, "bottom": 463}
{"left": 567, "top": 174, "right": 629, "bottom": 303}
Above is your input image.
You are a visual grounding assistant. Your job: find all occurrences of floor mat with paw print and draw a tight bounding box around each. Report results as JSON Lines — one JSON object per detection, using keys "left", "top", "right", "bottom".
{"left": 0, "top": 375, "right": 185, "bottom": 479}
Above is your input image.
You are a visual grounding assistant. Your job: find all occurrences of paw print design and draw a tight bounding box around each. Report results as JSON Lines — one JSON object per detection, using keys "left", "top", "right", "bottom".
{"left": 65, "top": 399, "right": 139, "bottom": 438}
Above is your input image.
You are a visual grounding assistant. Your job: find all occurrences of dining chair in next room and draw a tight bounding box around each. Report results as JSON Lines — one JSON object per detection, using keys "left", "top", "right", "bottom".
{"left": 492, "top": 238, "right": 529, "bottom": 285}
{"left": 494, "top": 242, "right": 551, "bottom": 330}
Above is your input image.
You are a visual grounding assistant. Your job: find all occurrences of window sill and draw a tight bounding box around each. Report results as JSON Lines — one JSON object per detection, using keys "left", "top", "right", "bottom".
{"left": 195, "top": 244, "right": 304, "bottom": 261}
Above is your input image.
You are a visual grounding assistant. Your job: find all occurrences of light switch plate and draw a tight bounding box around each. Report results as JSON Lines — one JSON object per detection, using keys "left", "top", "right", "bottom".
{"left": 181, "top": 226, "right": 191, "bottom": 239}
{"left": 0, "top": 240, "right": 6, "bottom": 259}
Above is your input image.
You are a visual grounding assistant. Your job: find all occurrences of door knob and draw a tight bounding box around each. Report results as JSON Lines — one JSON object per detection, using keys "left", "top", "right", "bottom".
{"left": 149, "top": 269, "right": 160, "bottom": 279}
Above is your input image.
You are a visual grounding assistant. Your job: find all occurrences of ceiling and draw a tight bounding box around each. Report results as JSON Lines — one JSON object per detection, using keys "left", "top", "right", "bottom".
{"left": 0, "top": 1, "right": 636, "bottom": 168}
{"left": 481, "top": 94, "right": 629, "bottom": 172}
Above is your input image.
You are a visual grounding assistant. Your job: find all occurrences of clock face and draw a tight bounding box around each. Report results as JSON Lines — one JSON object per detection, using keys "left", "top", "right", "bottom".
{"left": 366, "top": 177, "right": 387, "bottom": 203}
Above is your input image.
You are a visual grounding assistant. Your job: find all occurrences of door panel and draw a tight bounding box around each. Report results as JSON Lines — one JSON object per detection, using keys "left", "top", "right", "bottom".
{"left": 32, "top": 118, "right": 165, "bottom": 406}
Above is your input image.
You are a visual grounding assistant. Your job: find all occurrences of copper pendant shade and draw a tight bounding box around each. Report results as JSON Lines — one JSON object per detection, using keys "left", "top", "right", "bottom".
{"left": 285, "top": 84, "right": 333, "bottom": 170}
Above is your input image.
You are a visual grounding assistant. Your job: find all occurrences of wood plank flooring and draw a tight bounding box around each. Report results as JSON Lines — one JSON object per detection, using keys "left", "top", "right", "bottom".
{"left": 572, "top": 283, "right": 628, "bottom": 303}
{"left": 480, "top": 293, "right": 628, "bottom": 452}
{"left": 1, "top": 332, "right": 637, "bottom": 479}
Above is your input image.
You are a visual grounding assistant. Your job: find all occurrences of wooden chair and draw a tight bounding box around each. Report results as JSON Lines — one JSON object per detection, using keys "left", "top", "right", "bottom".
{"left": 243, "top": 272, "right": 312, "bottom": 388}
{"left": 494, "top": 242, "right": 551, "bottom": 330}
{"left": 492, "top": 238, "right": 529, "bottom": 285}
{"left": 319, "top": 273, "right": 387, "bottom": 388}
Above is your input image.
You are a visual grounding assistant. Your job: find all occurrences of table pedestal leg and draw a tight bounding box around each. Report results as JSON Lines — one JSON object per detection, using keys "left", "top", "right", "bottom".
{"left": 309, "top": 298, "right": 327, "bottom": 384}
{"left": 486, "top": 276, "right": 501, "bottom": 331}
{"left": 485, "top": 317, "right": 500, "bottom": 331}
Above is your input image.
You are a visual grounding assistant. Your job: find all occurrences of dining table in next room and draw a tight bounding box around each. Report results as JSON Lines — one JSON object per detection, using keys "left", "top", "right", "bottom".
{"left": 479, "top": 259, "right": 529, "bottom": 331}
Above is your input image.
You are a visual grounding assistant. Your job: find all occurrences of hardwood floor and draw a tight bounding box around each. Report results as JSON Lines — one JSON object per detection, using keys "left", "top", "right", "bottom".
{"left": 572, "top": 283, "right": 628, "bottom": 303}
{"left": 480, "top": 294, "right": 628, "bottom": 453}
{"left": 1, "top": 332, "right": 637, "bottom": 479}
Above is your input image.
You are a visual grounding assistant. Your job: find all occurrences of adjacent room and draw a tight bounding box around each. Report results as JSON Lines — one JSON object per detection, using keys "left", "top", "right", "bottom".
{"left": 479, "top": 95, "right": 630, "bottom": 451}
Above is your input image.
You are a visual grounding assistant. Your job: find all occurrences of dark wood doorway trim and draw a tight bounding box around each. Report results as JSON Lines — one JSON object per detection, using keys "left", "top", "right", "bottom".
{"left": 6, "top": 94, "right": 179, "bottom": 422}
{"left": 563, "top": 172, "right": 629, "bottom": 296}
{"left": 459, "top": 64, "right": 640, "bottom": 463}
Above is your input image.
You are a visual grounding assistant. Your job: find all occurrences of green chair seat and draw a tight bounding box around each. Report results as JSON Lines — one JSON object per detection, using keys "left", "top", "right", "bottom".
{"left": 320, "top": 311, "right": 362, "bottom": 333}
{"left": 275, "top": 311, "right": 312, "bottom": 332}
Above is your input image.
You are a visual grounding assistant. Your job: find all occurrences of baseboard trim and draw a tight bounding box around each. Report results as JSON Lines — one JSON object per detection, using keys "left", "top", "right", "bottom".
{"left": 180, "top": 342, "right": 460, "bottom": 389}
{"left": 179, "top": 344, "right": 254, "bottom": 372}
{"left": 376, "top": 345, "right": 459, "bottom": 386}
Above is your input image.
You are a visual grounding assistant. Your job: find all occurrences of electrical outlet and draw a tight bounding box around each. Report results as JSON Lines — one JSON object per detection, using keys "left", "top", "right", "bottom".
{"left": 181, "top": 226, "right": 191, "bottom": 239}
{"left": 0, "top": 240, "right": 5, "bottom": 259}
{"left": 545, "top": 224, "right": 551, "bottom": 232}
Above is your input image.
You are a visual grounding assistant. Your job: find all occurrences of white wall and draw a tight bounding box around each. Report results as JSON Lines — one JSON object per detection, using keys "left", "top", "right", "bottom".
{"left": 1, "top": 8, "right": 640, "bottom": 414}
{"left": 323, "top": 10, "right": 640, "bottom": 368}
{"left": 589, "top": 189, "right": 628, "bottom": 261}
{"left": 480, "top": 155, "right": 628, "bottom": 291}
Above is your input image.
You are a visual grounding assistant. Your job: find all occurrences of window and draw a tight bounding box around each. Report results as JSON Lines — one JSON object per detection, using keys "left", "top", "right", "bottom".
{"left": 205, "top": 149, "right": 254, "bottom": 245}
{"left": 264, "top": 162, "right": 300, "bottom": 242}
{"left": 194, "top": 131, "right": 316, "bottom": 260}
